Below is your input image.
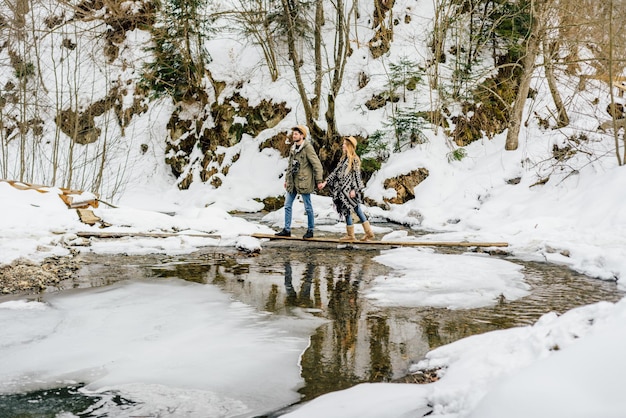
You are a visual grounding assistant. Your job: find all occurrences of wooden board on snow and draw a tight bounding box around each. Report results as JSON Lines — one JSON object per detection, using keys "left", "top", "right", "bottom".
{"left": 250, "top": 233, "right": 508, "bottom": 247}
{"left": 76, "top": 209, "right": 101, "bottom": 226}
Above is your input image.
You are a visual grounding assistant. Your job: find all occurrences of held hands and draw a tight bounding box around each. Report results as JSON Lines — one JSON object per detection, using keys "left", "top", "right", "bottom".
{"left": 316, "top": 182, "right": 354, "bottom": 198}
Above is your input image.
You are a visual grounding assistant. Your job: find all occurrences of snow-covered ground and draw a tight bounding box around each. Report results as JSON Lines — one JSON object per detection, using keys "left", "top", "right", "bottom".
{"left": 0, "top": 281, "right": 325, "bottom": 417}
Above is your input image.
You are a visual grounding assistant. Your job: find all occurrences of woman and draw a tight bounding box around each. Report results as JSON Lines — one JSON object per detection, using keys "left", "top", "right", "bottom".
{"left": 320, "top": 136, "right": 375, "bottom": 241}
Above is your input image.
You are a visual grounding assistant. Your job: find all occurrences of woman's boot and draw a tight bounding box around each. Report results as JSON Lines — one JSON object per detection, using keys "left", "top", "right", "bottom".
{"left": 340, "top": 225, "right": 356, "bottom": 241}
{"left": 360, "top": 221, "right": 375, "bottom": 241}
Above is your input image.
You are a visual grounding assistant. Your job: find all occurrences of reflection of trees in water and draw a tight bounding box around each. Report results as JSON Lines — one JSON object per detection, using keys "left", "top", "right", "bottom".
{"left": 265, "top": 284, "right": 279, "bottom": 312}
{"left": 298, "top": 254, "right": 393, "bottom": 400}
{"left": 421, "top": 312, "right": 444, "bottom": 349}
{"left": 367, "top": 314, "right": 392, "bottom": 381}
{"left": 150, "top": 264, "right": 213, "bottom": 284}
{"left": 328, "top": 265, "right": 359, "bottom": 358}
{"left": 420, "top": 306, "right": 529, "bottom": 351}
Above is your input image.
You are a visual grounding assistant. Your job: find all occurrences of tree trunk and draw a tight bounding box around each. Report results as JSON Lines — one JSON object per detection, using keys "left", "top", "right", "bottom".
{"left": 543, "top": 39, "right": 569, "bottom": 128}
{"left": 505, "top": 0, "right": 545, "bottom": 151}
{"left": 428, "top": 0, "right": 445, "bottom": 90}
{"left": 606, "top": 0, "right": 624, "bottom": 165}
{"left": 279, "top": 0, "right": 319, "bottom": 133}
{"left": 324, "top": 0, "right": 351, "bottom": 143}
{"left": 312, "top": 0, "right": 323, "bottom": 118}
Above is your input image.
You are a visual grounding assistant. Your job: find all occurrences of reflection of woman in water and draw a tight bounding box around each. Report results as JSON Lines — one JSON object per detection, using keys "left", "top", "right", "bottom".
{"left": 319, "top": 136, "right": 375, "bottom": 242}
{"left": 328, "top": 266, "right": 360, "bottom": 353}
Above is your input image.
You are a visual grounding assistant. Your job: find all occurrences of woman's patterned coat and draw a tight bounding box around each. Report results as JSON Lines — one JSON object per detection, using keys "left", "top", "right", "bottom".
{"left": 326, "top": 157, "right": 365, "bottom": 216}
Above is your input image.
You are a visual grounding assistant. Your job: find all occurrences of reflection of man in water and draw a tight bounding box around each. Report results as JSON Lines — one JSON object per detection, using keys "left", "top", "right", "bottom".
{"left": 284, "top": 260, "right": 314, "bottom": 308}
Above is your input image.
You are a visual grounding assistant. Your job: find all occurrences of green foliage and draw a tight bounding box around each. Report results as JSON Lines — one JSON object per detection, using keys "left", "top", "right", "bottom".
{"left": 380, "top": 57, "right": 429, "bottom": 151}
{"left": 14, "top": 62, "right": 35, "bottom": 79}
{"left": 384, "top": 108, "right": 428, "bottom": 151}
{"left": 449, "top": 62, "right": 475, "bottom": 100}
{"left": 360, "top": 157, "right": 381, "bottom": 178}
{"left": 355, "top": 130, "right": 389, "bottom": 180}
{"left": 490, "top": 0, "right": 533, "bottom": 57}
{"left": 447, "top": 147, "right": 467, "bottom": 162}
{"left": 141, "top": 34, "right": 203, "bottom": 101}
{"left": 139, "top": 0, "right": 213, "bottom": 102}
{"left": 386, "top": 56, "right": 423, "bottom": 101}
{"left": 360, "top": 129, "right": 389, "bottom": 161}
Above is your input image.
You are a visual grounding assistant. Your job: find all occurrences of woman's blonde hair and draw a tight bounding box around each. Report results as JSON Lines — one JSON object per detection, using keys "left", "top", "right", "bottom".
{"left": 343, "top": 136, "right": 360, "bottom": 174}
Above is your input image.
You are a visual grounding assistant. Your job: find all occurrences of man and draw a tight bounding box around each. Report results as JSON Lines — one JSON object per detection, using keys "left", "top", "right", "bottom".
{"left": 275, "top": 125, "right": 324, "bottom": 239}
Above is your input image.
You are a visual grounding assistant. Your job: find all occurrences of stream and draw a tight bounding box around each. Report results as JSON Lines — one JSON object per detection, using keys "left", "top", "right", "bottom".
{"left": 0, "top": 237, "right": 623, "bottom": 417}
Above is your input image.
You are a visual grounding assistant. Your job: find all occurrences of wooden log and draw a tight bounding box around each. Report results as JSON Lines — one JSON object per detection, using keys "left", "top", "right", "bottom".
{"left": 250, "top": 233, "right": 508, "bottom": 247}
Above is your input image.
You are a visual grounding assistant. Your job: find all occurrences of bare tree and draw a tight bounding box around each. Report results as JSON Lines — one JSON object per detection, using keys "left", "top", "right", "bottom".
{"left": 542, "top": 37, "right": 569, "bottom": 128}
{"left": 279, "top": 0, "right": 319, "bottom": 133}
{"left": 311, "top": 0, "right": 322, "bottom": 118}
{"left": 605, "top": 0, "right": 625, "bottom": 165}
{"left": 506, "top": 0, "right": 546, "bottom": 151}
{"left": 231, "top": 0, "right": 281, "bottom": 81}
{"left": 323, "top": 0, "right": 354, "bottom": 143}
{"left": 0, "top": 0, "right": 156, "bottom": 202}
{"left": 555, "top": 0, "right": 626, "bottom": 164}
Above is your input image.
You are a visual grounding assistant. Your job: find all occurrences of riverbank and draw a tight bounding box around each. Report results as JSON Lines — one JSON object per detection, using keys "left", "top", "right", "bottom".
{"left": 0, "top": 254, "right": 80, "bottom": 295}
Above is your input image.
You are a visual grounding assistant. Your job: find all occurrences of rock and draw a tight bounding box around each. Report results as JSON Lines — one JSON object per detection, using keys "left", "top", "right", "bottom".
{"left": 381, "top": 168, "right": 429, "bottom": 204}
{"left": 0, "top": 256, "right": 80, "bottom": 295}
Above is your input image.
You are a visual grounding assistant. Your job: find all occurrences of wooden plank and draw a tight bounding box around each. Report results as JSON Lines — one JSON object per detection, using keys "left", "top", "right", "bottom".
{"left": 2, "top": 179, "right": 98, "bottom": 208}
{"left": 76, "top": 231, "right": 221, "bottom": 239}
{"left": 76, "top": 209, "right": 101, "bottom": 226}
{"left": 1, "top": 178, "right": 83, "bottom": 194}
{"left": 250, "top": 233, "right": 508, "bottom": 247}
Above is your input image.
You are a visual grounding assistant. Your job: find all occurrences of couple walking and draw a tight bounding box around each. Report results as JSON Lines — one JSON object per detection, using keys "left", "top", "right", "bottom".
{"left": 274, "top": 125, "right": 375, "bottom": 241}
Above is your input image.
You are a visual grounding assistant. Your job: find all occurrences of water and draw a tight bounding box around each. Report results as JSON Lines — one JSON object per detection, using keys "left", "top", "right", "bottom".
{"left": 0, "top": 243, "right": 622, "bottom": 417}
